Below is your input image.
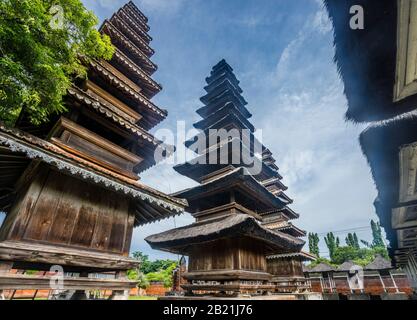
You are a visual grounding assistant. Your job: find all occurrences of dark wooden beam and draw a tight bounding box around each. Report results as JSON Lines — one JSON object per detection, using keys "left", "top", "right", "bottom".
{"left": 0, "top": 273, "right": 137, "bottom": 290}
{"left": 0, "top": 241, "right": 138, "bottom": 271}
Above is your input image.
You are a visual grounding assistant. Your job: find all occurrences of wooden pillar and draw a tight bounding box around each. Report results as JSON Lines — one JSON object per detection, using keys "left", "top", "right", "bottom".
{"left": 108, "top": 271, "right": 129, "bottom": 300}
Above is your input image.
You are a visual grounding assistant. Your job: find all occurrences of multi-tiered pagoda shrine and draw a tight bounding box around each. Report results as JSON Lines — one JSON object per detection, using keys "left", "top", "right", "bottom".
{"left": 146, "top": 60, "right": 312, "bottom": 296}
{"left": 0, "top": 1, "right": 186, "bottom": 299}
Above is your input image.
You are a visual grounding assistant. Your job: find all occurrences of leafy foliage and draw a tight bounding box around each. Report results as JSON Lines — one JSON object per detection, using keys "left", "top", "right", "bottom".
{"left": 324, "top": 232, "right": 339, "bottom": 261}
{"left": 332, "top": 246, "right": 389, "bottom": 267}
{"left": 371, "top": 220, "right": 385, "bottom": 248}
{"left": 307, "top": 220, "right": 390, "bottom": 268}
{"left": 132, "top": 251, "right": 178, "bottom": 275}
{"left": 308, "top": 257, "right": 337, "bottom": 268}
{"left": 345, "top": 232, "right": 360, "bottom": 249}
{"left": 127, "top": 269, "right": 149, "bottom": 290}
{"left": 308, "top": 232, "right": 320, "bottom": 257}
{"left": 0, "top": 0, "right": 114, "bottom": 125}
{"left": 131, "top": 251, "right": 179, "bottom": 288}
{"left": 145, "top": 262, "right": 178, "bottom": 288}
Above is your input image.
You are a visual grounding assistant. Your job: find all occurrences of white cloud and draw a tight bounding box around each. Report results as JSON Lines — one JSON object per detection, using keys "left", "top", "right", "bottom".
{"left": 273, "top": 3, "right": 332, "bottom": 84}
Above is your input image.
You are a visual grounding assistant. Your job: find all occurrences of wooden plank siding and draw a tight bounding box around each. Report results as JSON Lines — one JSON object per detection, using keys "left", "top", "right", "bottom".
{"left": 188, "top": 238, "right": 268, "bottom": 275}
{"left": 1, "top": 166, "right": 134, "bottom": 256}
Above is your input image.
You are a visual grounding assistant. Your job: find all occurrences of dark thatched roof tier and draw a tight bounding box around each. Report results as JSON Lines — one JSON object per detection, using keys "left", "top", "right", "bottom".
{"left": 337, "top": 260, "right": 359, "bottom": 272}
{"left": 176, "top": 138, "right": 281, "bottom": 183}
{"left": 196, "top": 91, "right": 249, "bottom": 118}
{"left": 200, "top": 79, "right": 247, "bottom": 106}
{"left": 360, "top": 111, "right": 417, "bottom": 253}
{"left": 145, "top": 214, "right": 304, "bottom": 255}
{"left": 324, "top": 0, "right": 417, "bottom": 122}
{"left": 271, "top": 222, "right": 306, "bottom": 238}
{"left": 193, "top": 103, "right": 254, "bottom": 132}
{"left": 205, "top": 71, "right": 242, "bottom": 95}
{"left": 365, "top": 255, "right": 393, "bottom": 271}
{"left": 307, "top": 263, "right": 336, "bottom": 273}
{"left": 172, "top": 167, "right": 288, "bottom": 213}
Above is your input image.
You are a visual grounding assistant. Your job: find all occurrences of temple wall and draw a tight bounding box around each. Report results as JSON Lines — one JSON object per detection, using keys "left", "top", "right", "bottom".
{"left": 307, "top": 273, "right": 413, "bottom": 296}
{"left": 188, "top": 238, "right": 267, "bottom": 273}
{"left": 0, "top": 165, "right": 134, "bottom": 256}
{"left": 267, "top": 258, "right": 304, "bottom": 278}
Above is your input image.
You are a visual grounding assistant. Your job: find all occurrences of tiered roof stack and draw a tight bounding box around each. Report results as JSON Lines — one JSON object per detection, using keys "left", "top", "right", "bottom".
{"left": 146, "top": 60, "right": 312, "bottom": 296}
{"left": 0, "top": 2, "right": 186, "bottom": 295}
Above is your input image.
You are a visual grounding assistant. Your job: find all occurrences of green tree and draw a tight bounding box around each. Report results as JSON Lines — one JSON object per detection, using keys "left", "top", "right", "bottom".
{"left": 0, "top": 0, "right": 114, "bottom": 125}
{"left": 308, "top": 232, "right": 320, "bottom": 257}
{"left": 332, "top": 246, "right": 378, "bottom": 266}
{"left": 345, "top": 233, "right": 360, "bottom": 250}
{"left": 146, "top": 262, "right": 178, "bottom": 288}
{"left": 127, "top": 269, "right": 149, "bottom": 290}
{"left": 324, "top": 232, "right": 338, "bottom": 261}
{"left": 131, "top": 251, "right": 179, "bottom": 276}
{"left": 371, "top": 220, "right": 385, "bottom": 248}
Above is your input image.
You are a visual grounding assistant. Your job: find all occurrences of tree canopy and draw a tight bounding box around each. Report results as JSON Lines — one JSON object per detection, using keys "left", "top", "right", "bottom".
{"left": 130, "top": 251, "right": 179, "bottom": 289}
{"left": 308, "top": 232, "right": 320, "bottom": 258}
{"left": 0, "top": 0, "right": 114, "bottom": 126}
{"left": 309, "top": 220, "right": 389, "bottom": 268}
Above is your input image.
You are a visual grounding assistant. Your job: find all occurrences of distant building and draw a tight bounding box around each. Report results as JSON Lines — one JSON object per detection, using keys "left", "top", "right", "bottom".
{"left": 304, "top": 256, "right": 412, "bottom": 299}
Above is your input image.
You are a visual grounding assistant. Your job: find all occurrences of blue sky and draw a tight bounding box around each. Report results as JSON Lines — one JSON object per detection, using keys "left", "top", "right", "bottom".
{"left": 0, "top": 0, "right": 381, "bottom": 260}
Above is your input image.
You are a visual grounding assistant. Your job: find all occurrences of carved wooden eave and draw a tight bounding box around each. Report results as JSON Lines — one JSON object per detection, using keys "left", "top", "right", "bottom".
{"left": 101, "top": 21, "right": 157, "bottom": 75}
{"left": 89, "top": 55, "right": 164, "bottom": 117}
{"left": 88, "top": 56, "right": 164, "bottom": 117}
{"left": 262, "top": 176, "right": 288, "bottom": 191}
{"left": 110, "top": 49, "right": 162, "bottom": 98}
{"left": 116, "top": 8, "right": 152, "bottom": 43}
{"left": 264, "top": 221, "right": 306, "bottom": 238}
{"left": 0, "top": 125, "right": 187, "bottom": 218}
{"left": 267, "top": 251, "right": 316, "bottom": 262}
{"left": 67, "top": 86, "right": 164, "bottom": 147}
{"left": 67, "top": 86, "right": 172, "bottom": 173}
{"left": 259, "top": 207, "right": 300, "bottom": 220}
{"left": 123, "top": 2, "right": 150, "bottom": 32}
{"left": 126, "top": 1, "right": 148, "bottom": 23}
{"left": 110, "top": 13, "right": 154, "bottom": 57}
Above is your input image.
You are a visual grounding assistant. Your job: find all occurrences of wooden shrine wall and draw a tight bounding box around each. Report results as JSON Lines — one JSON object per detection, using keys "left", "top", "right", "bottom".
{"left": 0, "top": 165, "right": 135, "bottom": 256}
{"left": 188, "top": 237, "right": 267, "bottom": 273}
{"left": 267, "top": 258, "right": 304, "bottom": 278}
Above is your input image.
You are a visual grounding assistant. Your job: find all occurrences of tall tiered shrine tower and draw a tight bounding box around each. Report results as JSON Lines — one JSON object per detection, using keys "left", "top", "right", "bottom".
{"left": 146, "top": 60, "right": 312, "bottom": 296}
{"left": 0, "top": 2, "right": 186, "bottom": 298}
